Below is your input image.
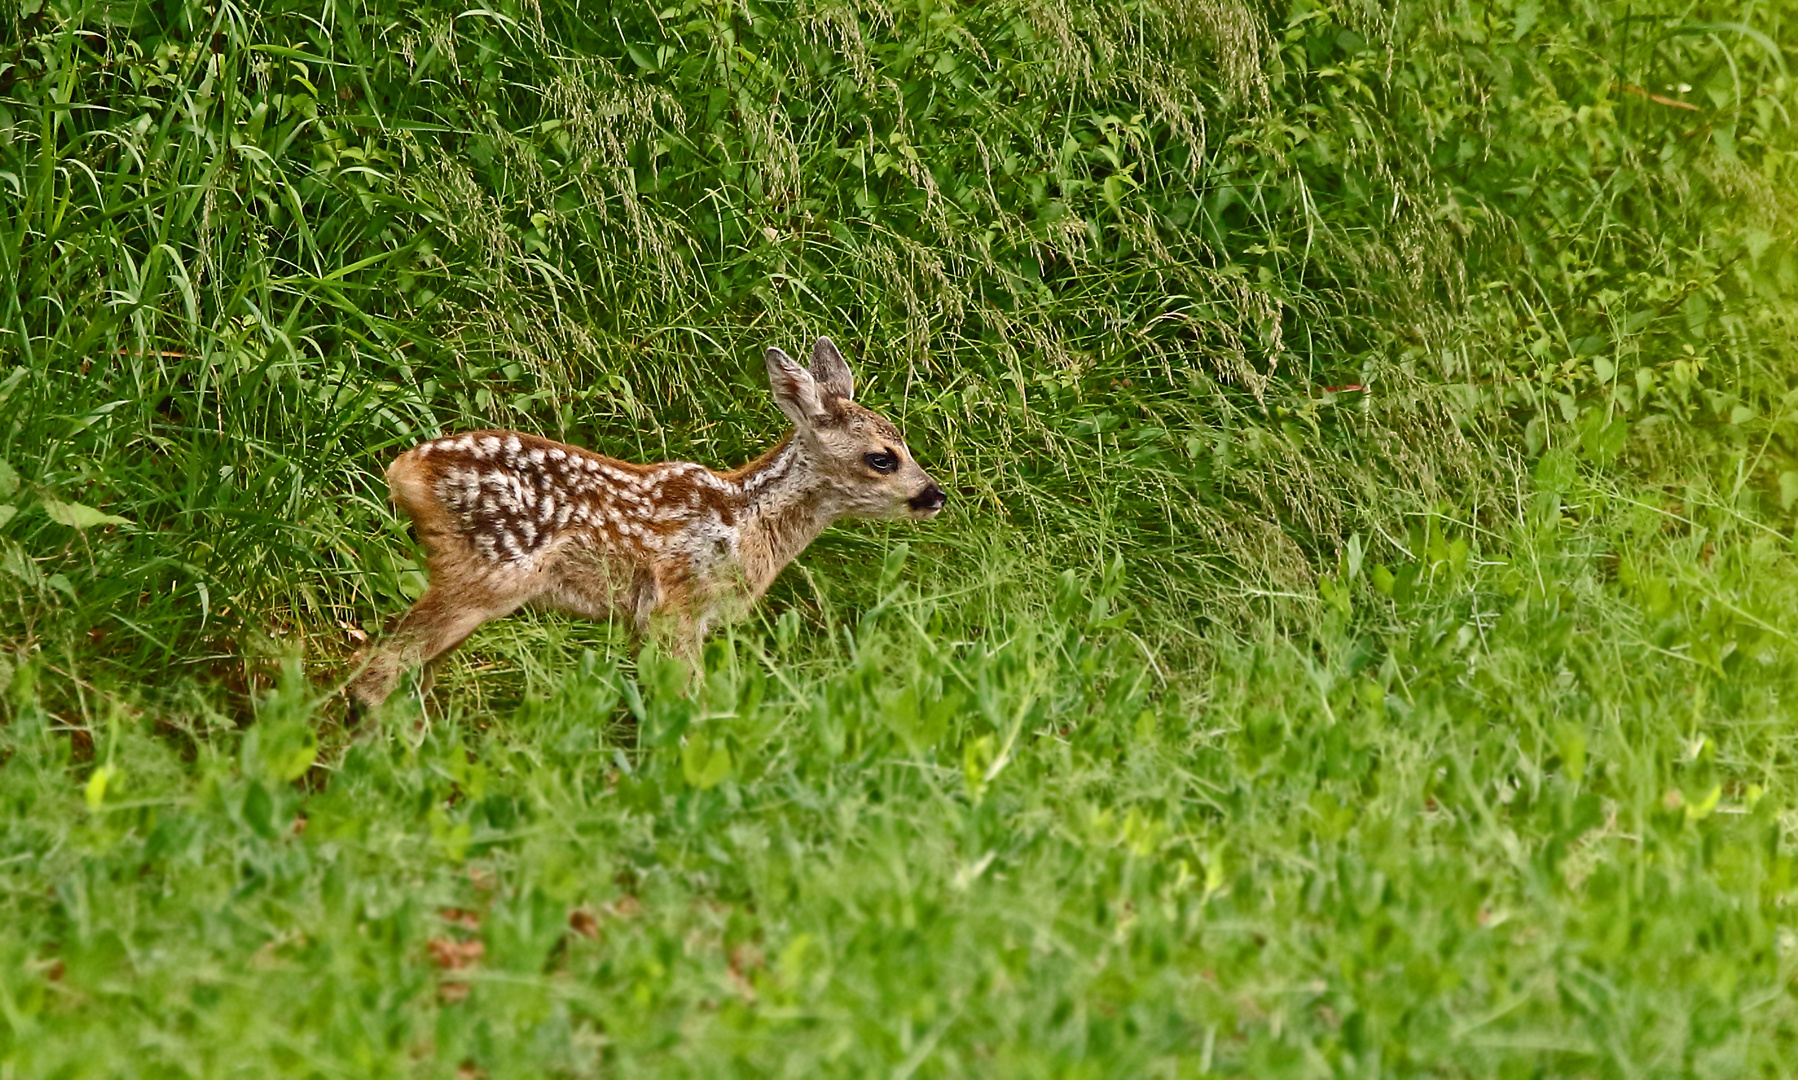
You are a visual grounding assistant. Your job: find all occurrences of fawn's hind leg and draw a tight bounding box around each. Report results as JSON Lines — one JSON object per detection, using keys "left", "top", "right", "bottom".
{"left": 348, "top": 584, "right": 526, "bottom": 707}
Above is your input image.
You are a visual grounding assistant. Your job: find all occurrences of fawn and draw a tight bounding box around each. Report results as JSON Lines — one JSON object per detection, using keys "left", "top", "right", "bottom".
{"left": 348, "top": 337, "right": 946, "bottom": 706}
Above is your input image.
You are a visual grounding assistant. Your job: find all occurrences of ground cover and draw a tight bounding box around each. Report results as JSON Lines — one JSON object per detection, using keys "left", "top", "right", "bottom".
{"left": 3, "top": 0, "right": 1798, "bottom": 1075}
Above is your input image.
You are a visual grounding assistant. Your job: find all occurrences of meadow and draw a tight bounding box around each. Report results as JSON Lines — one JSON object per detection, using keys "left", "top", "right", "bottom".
{"left": 3, "top": 0, "right": 1798, "bottom": 1075}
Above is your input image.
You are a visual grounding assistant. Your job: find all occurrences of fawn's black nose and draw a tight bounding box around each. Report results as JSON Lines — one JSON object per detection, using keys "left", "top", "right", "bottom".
{"left": 909, "top": 483, "right": 946, "bottom": 513}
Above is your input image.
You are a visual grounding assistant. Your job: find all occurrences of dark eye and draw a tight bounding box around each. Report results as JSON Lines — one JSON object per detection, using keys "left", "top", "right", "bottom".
{"left": 864, "top": 451, "right": 899, "bottom": 474}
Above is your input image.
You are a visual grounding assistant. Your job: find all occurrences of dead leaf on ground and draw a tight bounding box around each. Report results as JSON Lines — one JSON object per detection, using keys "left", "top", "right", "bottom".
{"left": 429, "top": 938, "right": 483, "bottom": 1005}
{"left": 728, "top": 943, "right": 764, "bottom": 1001}
{"left": 1617, "top": 83, "right": 1701, "bottom": 111}
{"left": 426, "top": 937, "right": 484, "bottom": 971}
{"left": 568, "top": 906, "right": 600, "bottom": 939}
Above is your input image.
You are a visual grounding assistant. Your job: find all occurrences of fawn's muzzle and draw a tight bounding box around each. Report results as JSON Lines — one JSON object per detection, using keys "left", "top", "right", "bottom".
{"left": 909, "top": 483, "right": 947, "bottom": 515}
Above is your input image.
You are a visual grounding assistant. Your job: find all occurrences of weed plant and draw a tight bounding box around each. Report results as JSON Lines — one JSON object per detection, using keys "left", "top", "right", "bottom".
{"left": 2, "top": 0, "right": 1798, "bottom": 1075}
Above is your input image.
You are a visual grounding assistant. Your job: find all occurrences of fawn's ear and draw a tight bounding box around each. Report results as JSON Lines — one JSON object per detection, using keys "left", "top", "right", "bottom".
{"left": 809, "top": 337, "right": 855, "bottom": 402}
{"left": 766, "top": 347, "right": 830, "bottom": 427}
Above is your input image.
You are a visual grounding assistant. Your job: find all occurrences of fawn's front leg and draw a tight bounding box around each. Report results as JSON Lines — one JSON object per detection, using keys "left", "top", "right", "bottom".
{"left": 634, "top": 565, "right": 710, "bottom": 675}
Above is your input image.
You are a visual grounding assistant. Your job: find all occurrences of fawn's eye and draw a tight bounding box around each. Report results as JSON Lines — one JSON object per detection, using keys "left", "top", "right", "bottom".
{"left": 864, "top": 451, "right": 899, "bottom": 474}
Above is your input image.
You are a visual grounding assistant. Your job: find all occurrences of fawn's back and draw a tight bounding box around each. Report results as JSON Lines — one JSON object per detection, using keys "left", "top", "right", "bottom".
{"left": 393, "top": 428, "right": 739, "bottom": 591}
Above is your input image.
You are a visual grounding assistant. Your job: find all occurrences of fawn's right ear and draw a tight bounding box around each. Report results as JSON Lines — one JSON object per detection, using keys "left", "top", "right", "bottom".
{"left": 766, "top": 347, "right": 831, "bottom": 427}
{"left": 809, "top": 337, "right": 855, "bottom": 402}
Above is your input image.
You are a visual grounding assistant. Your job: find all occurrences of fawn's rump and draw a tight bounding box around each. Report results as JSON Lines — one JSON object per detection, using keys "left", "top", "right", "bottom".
{"left": 382, "top": 430, "right": 729, "bottom": 626}
{"left": 389, "top": 431, "right": 620, "bottom": 562}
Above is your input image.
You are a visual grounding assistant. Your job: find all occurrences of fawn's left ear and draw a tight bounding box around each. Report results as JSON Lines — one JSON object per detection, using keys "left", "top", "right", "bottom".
{"left": 810, "top": 337, "right": 855, "bottom": 402}
{"left": 766, "top": 346, "right": 831, "bottom": 427}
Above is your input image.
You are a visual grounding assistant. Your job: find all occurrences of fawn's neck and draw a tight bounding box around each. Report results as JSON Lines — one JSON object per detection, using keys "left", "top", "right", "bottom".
{"left": 730, "top": 433, "right": 840, "bottom": 597}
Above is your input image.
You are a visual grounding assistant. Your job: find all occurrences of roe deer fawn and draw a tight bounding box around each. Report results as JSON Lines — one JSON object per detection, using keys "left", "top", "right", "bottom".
{"left": 348, "top": 337, "right": 946, "bottom": 706}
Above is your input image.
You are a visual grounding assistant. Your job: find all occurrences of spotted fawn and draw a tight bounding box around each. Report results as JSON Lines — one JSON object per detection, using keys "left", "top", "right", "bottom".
{"left": 348, "top": 337, "right": 946, "bottom": 706}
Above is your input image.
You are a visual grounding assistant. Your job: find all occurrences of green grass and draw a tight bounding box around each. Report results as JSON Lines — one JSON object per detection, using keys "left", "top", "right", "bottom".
{"left": 4, "top": 0, "right": 1798, "bottom": 1075}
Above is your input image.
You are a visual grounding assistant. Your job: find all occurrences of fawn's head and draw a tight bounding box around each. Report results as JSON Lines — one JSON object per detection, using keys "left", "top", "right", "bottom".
{"left": 765, "top": 338, "right": 946, "bottom": 521}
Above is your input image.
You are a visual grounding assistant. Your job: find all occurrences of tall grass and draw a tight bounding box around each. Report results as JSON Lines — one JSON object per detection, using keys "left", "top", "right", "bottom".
{"left": 0, "top": 0, "right": 1509, "bottom": 686}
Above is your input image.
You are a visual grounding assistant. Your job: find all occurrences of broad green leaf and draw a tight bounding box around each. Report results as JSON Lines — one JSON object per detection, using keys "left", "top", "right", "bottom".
{"left": 681, "top": 733, "right": 732, "bottom": 790}
{"left": 1534, "top": 448, "right": 1577, "bottom": 492}
{"left": 1, "top": 543, "right": 44, "bottom": 587}
{"left": 85, "top": 765, "right": 118, "bottom": 812}
{"left": 1685, "top": 784, "right": 1723, "bottom": 822}
{"left": 43, "top": 497, "right": 131, "bottom": 529}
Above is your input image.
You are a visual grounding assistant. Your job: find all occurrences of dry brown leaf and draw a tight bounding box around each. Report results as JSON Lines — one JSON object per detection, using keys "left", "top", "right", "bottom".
{"left": 568, "top": 907, "right": 600, "bottom": 939}
{"left": 426, "top": 937, "right": 485, "bottom": 971}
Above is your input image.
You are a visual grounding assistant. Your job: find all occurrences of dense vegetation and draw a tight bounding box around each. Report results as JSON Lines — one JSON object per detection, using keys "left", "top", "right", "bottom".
{"left": 3, "top": 0, "right": 1797, "bottom": 1074}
